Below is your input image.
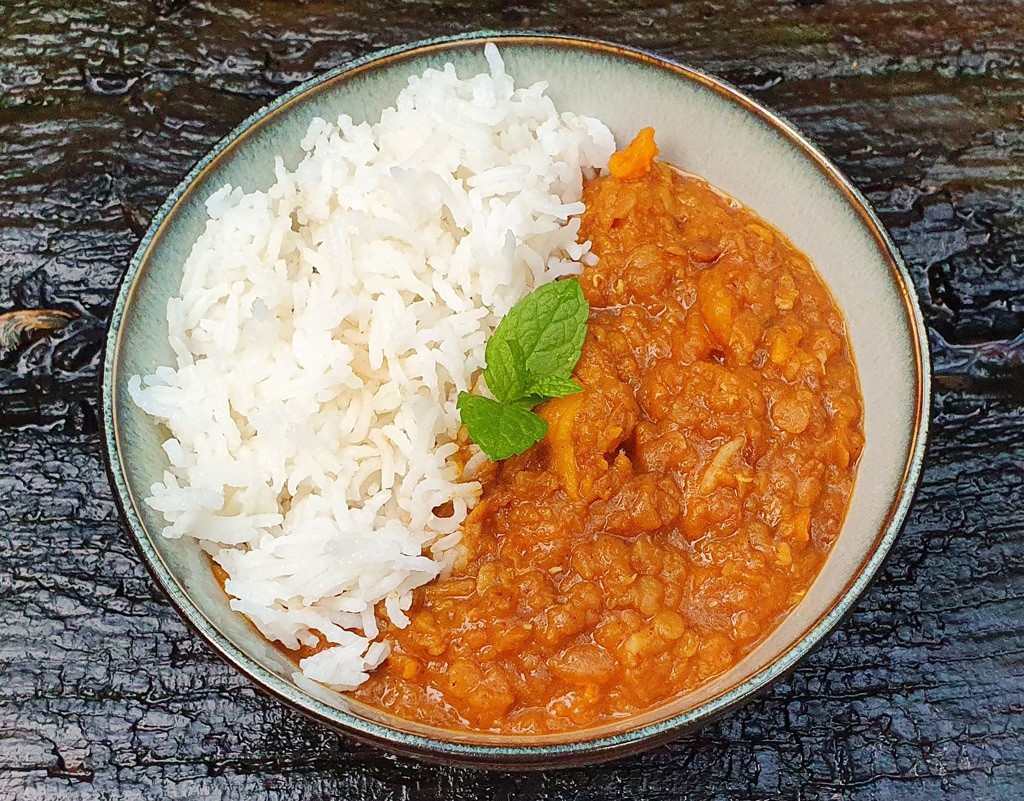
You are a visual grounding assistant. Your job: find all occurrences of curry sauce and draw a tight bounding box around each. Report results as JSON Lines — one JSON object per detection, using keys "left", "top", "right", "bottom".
{"left": 353, "top": 135, "right": 864, "bottom": 733}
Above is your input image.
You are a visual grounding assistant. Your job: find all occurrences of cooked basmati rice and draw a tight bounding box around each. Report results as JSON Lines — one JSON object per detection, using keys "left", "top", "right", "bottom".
{"left": 129, "top": 44, "right": 615, "bottom": 690}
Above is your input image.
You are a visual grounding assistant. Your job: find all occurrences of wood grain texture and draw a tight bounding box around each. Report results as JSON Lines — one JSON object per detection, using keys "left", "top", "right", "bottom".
{"left": 1, "top": 1, "right": 1022, "bottom": 798}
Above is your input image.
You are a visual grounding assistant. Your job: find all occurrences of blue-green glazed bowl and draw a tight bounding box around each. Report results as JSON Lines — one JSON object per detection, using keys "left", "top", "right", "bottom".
{"left": 102, "top": 32, "right": 930, "bottom": 768}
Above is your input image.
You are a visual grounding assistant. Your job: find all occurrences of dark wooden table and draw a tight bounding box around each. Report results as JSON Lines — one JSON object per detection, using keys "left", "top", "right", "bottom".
{"left": 2, "top": 1, "right": 1023, "bottom": 798}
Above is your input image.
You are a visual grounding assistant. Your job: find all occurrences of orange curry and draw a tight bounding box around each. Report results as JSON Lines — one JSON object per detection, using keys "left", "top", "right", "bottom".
{"left": 353, "top": 131, "right": 862, "bottom": 733}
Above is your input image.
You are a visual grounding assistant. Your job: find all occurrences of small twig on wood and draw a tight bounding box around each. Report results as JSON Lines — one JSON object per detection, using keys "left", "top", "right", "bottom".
{"left": 0, "top": 309, "right": 77, "bottom": 359}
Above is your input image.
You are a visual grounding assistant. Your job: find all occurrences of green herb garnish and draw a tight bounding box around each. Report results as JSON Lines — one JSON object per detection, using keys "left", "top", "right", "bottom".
{"left": 457, "top": 277, "right": 589, "bottom": 460}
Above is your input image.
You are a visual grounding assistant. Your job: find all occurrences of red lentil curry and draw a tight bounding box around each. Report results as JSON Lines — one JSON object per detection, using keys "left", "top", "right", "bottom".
{"left": 336, "top": 130, "right": 861, "bottom": 733}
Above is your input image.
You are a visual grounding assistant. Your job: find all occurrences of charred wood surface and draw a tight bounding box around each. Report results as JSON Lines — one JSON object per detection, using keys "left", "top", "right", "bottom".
{"left": 1, "top": 1, "right": 1022, "bottom": 798}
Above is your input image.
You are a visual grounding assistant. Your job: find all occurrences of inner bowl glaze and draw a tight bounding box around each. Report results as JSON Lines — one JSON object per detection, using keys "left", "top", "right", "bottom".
{"left": 101, "top": 33, "right": 930, "bottom": 768}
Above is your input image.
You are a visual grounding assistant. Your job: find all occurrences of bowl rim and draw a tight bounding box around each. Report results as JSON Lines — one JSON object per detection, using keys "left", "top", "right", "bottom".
{"left": 101, "top": 30, "right": 932, "bottom": 767}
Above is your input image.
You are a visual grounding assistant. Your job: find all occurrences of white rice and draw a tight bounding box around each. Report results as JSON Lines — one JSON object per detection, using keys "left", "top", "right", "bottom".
{"left": 129, "top": 44, "right": 615, "bottom": 690}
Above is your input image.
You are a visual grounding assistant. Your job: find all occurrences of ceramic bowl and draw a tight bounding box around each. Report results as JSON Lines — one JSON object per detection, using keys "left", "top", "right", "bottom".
{"left": 102, "top": 32, "right": 930, "bottom": 768}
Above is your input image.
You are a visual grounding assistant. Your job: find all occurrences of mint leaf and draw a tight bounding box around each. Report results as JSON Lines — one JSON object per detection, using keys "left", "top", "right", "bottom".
{"left": 513, "top": 376, "right": 584, "bottom": 409}
{"left": 483, "top": 278, "right": 589, "bottom": 400}
{"left": 525, "top": 375, "right": 583, "bottom": 399}
{"left": 482, "top": 335, "right": 529, "bottom": 404}
{"left": 457, "top": 392, "right": 548, "bottom": 460}
{"left": 519, "top": 279, "right": 589, "bottom": 378}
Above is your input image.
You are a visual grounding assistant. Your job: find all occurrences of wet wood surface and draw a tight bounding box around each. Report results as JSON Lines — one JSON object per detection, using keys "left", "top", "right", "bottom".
{"left": 1, "top": 1, "right": 1023, "bottom": 798}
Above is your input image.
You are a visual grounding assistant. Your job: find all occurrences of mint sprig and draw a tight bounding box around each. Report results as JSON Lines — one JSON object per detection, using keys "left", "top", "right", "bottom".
{"left": 457, "top": 278, "right": 588, "bottom": 460}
